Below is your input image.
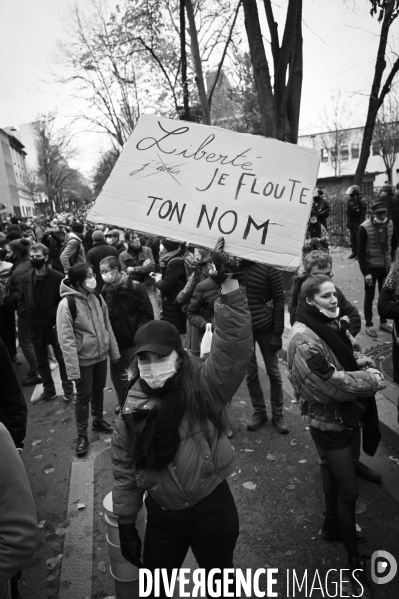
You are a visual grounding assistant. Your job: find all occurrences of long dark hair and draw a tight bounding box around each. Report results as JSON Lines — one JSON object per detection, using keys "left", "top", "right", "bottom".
{"left": 68, "top": 263, "right": 89, "bottom": 288}
{"left": 130, "top": 349, "right": 225, "bottom": 435}
{"left": 288, "top": 271, "right": 310, "bottom": 324}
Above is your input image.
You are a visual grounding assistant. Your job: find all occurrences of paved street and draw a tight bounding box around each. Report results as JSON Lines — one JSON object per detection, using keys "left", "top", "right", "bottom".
{"left": 16, "top": 254, "right": 399, "bottom": 598}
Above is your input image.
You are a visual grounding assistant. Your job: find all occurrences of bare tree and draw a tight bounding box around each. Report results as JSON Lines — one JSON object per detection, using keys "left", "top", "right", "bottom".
{"left": 241, "top": 0, "right": 303, "bottom": 142}
{"left": 354, "top": 0, "right": 399, "bottom": 186}
{"left": 320, "top": 94, "right": 353, "bottom": 178}
{"left": 373, "top": 91, "right": 399, "bottom": 183}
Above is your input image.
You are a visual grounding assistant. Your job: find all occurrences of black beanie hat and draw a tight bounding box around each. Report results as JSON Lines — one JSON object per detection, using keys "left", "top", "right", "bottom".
{"left": 72, "top": 222, "right": 84, "bottom": 233}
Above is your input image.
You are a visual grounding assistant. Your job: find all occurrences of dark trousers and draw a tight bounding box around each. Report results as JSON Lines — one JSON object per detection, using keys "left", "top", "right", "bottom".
{"left": 110, "top": 347, "right": 135, "bottom": 405}
{"left": 143, "top": 480, "right": 239, "bottom": 599}
{"left": 75, "top": 359, "right": 107, "bottom": 435}
{"left": 246, "top": 330, "right": 284, "bottom": 416}
{"left": 364, "top": 267, "right": 387, "bottom": 327}
{"left": 32, "top": 342, "right": 73, "bottom": 395}
{"left": 348, "top": 219, "right": 361, "bottom": 254}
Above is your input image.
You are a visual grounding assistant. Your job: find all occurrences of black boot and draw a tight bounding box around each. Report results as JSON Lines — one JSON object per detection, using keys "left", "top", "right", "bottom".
{"left": 76, "top": 435, "right": 89, "bottom": 456}
{"left": 321, "top": 516, "right": 366, "bottom": 544}
{"left": 347, "top": 555, "right": 374, "bottom": 598}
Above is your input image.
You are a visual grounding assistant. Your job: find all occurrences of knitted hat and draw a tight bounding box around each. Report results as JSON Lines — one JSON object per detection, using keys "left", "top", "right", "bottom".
{"left": 72, "top": 222, "right": 84, "bottom": 233}
{"left": 371, "top": 200, "right": 388, "bottom": 212}
{"left": 92, "top": 230, "right": 105, "bottom": 242}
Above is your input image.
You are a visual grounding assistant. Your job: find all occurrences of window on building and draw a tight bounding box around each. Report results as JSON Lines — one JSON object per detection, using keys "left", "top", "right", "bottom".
{"left": 330, "top": 147, "right": 337, "bottom": 160}
{"left": 340, "top": 145, "right": 349, "bottom": 160}
{"left": 372, "top": 142, "right": 381, "bottom": 156}
{"left": 351, "top": 144, "right": 359, "bottom": 159}
{"left": 321, "top": 148, "right": 329, "bottom": 162}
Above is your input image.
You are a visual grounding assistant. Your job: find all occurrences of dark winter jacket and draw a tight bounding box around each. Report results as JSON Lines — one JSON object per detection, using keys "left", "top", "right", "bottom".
{"left": 102, "top": 275, "right": 154, "bottom": 349}
{"left": 0, "top": 340, "right": 27, "bottom": 450}
{"left": 383, "top": 192, "right": 399, "bottom": 223}
{"left": 378, "top": 285, "right": 399, "bottom": 383}
{"left": 237, "top": 261, "right": 284, "bottom": 334}
{"left": 86, "top": 241, "right": 118, "bottom": 289}
{"left": 42, "top": 230, "right": 64, "bottom": 273}
{"left": 112, "top": 240, "right": 126, "bottom": 255}
{"left": 187, "top": 273, "right": 219, "bottom": 331}
{"left": 6, "top": 258, "right": 32, "bottom": 312}
{"left": 357, "top": 217, "right": 395, "bottom": 275}
{"left": 18, "top": 267, "right": 64, "bottom": 345}
{"left": 156, "top": 251, "right": 187, "bottom": 334}
{"left": 111, "top": 287, "right": 253, "bottom": 521}
{"left": 312, "top": 197, "right": 331, "bottom": 228}
{"left": 0, "top": 424, "right": 38, "bottom": 586}
{"left": 119, "top": 246, "right": 155, "bottom": 286}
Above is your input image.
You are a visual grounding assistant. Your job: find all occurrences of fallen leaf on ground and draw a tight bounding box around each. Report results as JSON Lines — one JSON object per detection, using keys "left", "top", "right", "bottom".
{"left": 240, "top": 449, "right": 254, "bottom": 453}
{"left": 298, "top": 459, "right": 307, "bottom": 464}
{"left": 34, "top": 455, "right": 43, "bottom": 460}
{"left": 389, "top": 455, "right": 399, "bottom": 466}
{"left": 356, "top": 501, "right": 367, "bottom": 514}
{"left": 38, "top": 520, "right": 46, "bottom": 529}
{"left": 256, "top": 439, "right": 262, "bottom": 444}
{"left": 290, "top": 439, "right": 297, "bottom": 446}
{"left": 46, "top": 575, "right": 56, "bottom": 582}
{"left": 44, "top": 468, "right": 55, "bottom": 474}
{"left": 50, "top": 429, "right": 55, "bottom": 433}
{"left": 285, "top": 550, "right": 296, "bottom": 555}
{"left": 46, "top": 554, "right": 62, "bottom": 570}
{"left": 52, "top": 542, "right": 60, "bottom": 551}
{"left": 266, "top": 453, "right": 276, "bottom": 461}
{"left": 77, "top": 503, "right": 86, "bottom": 510}
{"left": 97, "top": 561, "right": 106, "bottom": 572}
{"left": 230, "top": 472, "right": 237, "bottom": 477}
{"left": 243, "top": 481, "right": 256, "bottom": 490}
{"left": 55, "top": 528, "right": 66, "bottom": 537}
{"left": 103, "top": 438, "right": 111, "bottom": 444}
{"left": 32, "top": 439, "right": 42, "bottom": 445}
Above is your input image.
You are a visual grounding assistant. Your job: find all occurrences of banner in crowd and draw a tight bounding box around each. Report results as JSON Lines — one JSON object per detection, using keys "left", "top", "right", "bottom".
{"left": 88, "top": 115, "right": 320, "bottom": 270}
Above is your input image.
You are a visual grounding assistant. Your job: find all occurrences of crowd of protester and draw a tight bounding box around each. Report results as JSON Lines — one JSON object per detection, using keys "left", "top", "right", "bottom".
{"left": 1, "top": 185, "right": 398, "bottom": 598}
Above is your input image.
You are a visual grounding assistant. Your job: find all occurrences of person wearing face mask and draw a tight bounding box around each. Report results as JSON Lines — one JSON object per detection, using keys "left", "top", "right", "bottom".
{"left": 100, "top": 256, "right": 154, "bottom": 414}
{"left": 357, "top": 200, "right": 397, "bottom": 338}
{"left": 111, "top": 237, "right": 253, "bottom": 596}
{"left": 56, "top": 263, "right": 120, "bottom": 456}
{"left": 120, "top": 230, "right": 155, "bottom": 287}
{"left": 302, "top": 211, "right": 329, "bottom": 256}
{"left": 18, "top": 244, "right": 74, "bottom": 404}
{"left": 86, "top": 230, "right": 118, "bottom": 291}
{"left": 105, "top": 230, "right": 125, "bottom": 255}
{"left": 288, "top": 275, "right": 385, "bottom": 599}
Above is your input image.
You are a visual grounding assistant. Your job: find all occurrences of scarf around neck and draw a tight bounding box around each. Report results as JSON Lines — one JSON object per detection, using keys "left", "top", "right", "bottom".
{"left": 127, "top": 373, "right": 185, "bottom": 471}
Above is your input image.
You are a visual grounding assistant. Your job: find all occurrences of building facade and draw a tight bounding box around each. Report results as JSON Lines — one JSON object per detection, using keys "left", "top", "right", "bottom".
{"left": 0, "top": 127, "right": 35, "bottom": 218}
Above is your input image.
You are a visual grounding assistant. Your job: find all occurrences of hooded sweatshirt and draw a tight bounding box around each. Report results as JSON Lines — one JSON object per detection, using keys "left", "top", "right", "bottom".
{"left": 56, "top": 278, "right": 120, "bottom": 380}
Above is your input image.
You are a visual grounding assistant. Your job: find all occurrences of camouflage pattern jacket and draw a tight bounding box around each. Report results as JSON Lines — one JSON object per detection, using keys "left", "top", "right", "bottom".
{"left": 287, "top": 322, "right": 380, "bottom": 431}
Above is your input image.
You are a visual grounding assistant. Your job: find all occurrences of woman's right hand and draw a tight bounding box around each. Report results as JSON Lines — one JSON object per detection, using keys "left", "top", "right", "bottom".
{"left": 366, "top": 368, "right": 386, "bottom": 389}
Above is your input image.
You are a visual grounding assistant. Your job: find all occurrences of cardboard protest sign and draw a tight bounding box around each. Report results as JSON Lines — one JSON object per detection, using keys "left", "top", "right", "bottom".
{"left": 88, "top": 115, "right": 320, "bottom": 270}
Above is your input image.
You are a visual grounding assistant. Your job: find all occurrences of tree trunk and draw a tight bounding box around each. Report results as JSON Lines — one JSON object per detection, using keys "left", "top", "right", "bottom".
{"left": 242, "top": 0, "right": 277, "bottom": 138}
{"left": 185, "top": 0, "right": 211, "bottom": 125}
{"left": 354, "top": 0, "right": 396, "bottom": 187}
{"left": 180, "top": 0, "right": 190, "bottom": 121}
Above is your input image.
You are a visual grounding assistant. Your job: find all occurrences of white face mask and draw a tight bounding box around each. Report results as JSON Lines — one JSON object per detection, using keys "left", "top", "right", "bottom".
{"left": 310, "top": 300, "right": 340, "bottom": 320}
{"left": 106, "top": 237, "right": 114, "bottom": 245}
{"left": 84, "top": 278, "right": 97, "bottom": 291}
{"left": 138, "top": 351, "right": 178, "bottom": 389}
{"left": 101, "top": 270, "right": 116, "bottom": 284}
{"left": 374, "top": 216, "right": 387, "bottom": 224}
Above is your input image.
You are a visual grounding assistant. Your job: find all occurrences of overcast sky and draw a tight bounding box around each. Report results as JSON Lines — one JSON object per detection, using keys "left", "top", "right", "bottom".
{"left": 1, "top": 0, "right": 398, "bottom": 178}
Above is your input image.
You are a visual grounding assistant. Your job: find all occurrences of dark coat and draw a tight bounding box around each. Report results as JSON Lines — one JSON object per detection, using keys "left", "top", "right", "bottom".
{"left": 42, "top": 231, "right": 64, "bottom": 273}
{"left": 156, "top": 255, "right": 187, "bottom": 334}
{"left": 238, "top": 261, "right": 285, "bottom": 334}
{"left": 6, "top": 257, "right": 32, "bottom": 311}
{"left": 0, "top": 340, "right": 27, "bottom": 449}
{"left": 102, "top": 278, "right": 154, "bottom": 348}
{"left": 112, "top": 240, "right": 126, "bottom": 255}
{"left": 187, "top": 273, "right": 219, "bottom": 331}
{"left": 86, "top": 242, "right": 118, "bottom": 289}
{"left": 378, "top": 287, "right": 399, "bottom": 383}
{"left": 18, "top": 267, "right": 64, "bottom": 345}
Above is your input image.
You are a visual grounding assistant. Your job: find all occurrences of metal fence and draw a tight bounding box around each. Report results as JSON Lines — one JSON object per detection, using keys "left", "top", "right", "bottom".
{"left": 326, "top": 182, "right": 375, "bottom": 247}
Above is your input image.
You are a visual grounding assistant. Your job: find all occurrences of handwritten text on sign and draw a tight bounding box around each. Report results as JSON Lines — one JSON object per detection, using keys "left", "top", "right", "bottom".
{"left": 88, "top": 115, "right": 320, "bottom": 270}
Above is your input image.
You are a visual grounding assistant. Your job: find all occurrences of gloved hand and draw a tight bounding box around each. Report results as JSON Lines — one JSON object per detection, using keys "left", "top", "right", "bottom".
{"left": 212, "top": 237, "right": 239, "bottom": 283}
{"left": 269, "top": 335, "right": 283, "bottom": 353}
{"left": 118, "top": 521, "right": 143, "bottom": 568}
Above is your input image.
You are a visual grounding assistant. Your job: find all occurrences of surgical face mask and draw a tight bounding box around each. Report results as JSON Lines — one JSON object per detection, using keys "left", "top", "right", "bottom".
{"left": 374, "top": 215, "right": 387, "bottom": 224}
{"left": 311, "top": 300, "right": 340, "bottom": 320}
{"left": 83, "top": 277, "right": 97, "bottom": 291}
{"left": 138, "top": 351, "right": 178, "bottom": 389}
{"left": 101, "top": 270, "right": 116, "bottom": 284}
{"left": 106, "top": 237, "right": 114, "bottom": 245}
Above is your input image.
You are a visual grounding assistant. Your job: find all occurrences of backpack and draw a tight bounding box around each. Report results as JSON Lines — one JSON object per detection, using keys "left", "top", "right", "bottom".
{"left": 60, "top": 237, "right": 82, "bottom": 267}
{"left": 169, "top": 254, "right": 194, "bottom": 283}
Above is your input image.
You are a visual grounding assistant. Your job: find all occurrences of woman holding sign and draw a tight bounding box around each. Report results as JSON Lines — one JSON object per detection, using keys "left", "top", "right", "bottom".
{"left": 287, "top": 274, "right": 384, "bottom": 599}
{"left": 111, "top": 238, "right": 252, "bottom": 597}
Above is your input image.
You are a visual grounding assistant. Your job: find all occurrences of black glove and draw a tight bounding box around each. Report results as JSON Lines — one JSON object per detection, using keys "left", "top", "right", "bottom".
{"left": 212, "top": 237, "right": 239, "bottom": 283}
{"left": 269, "top": 334, "right": 283, "bottom": 353}
{"left": 118, "top": 521, "right": 143, "bottom": 568}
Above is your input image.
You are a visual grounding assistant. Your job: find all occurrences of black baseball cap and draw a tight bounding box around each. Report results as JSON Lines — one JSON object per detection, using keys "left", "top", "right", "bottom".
{"left": 132, "top": 320, "right": 183, "bottom": 356}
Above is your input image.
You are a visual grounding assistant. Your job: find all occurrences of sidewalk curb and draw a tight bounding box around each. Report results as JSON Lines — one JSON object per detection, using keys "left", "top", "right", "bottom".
{"left": 279, "top": 338, "right": 399, "bottom": 453}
